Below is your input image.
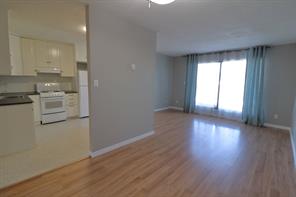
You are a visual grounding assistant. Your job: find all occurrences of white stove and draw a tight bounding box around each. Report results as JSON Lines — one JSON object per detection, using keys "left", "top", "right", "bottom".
{"left": 37, "top": 83, "right": 67, "bottom": 124}
{"left": 40, "top": 91, "right": 65, "bottom": 98}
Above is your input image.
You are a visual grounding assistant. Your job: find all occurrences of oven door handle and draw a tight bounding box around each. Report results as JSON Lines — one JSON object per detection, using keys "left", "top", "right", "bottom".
{"left": 41, "top": 97, "right": 65, "bottom": 100}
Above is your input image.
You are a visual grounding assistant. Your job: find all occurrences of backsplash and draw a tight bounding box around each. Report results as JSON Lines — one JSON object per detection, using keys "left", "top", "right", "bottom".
{"left": 0, "top": 74, "right": 75, "bottom": 93}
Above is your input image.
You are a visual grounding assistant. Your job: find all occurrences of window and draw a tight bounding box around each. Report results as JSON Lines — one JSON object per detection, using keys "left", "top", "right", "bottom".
{"left": 195, "top": 59, "right": 246, "bottom": 113}
{"left": 196, "top": 62, "right": 220, "bottom": 108}
{"left": 219, "top": 60, "right": 246, "bottom": 112}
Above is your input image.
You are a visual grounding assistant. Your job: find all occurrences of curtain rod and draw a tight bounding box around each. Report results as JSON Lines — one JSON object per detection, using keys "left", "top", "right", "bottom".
{"left": 185, "top": 45, "right": 272, "bottom": 57}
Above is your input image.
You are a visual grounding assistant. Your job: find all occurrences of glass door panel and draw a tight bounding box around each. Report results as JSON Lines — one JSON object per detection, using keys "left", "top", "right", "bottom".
{"left": 195, "top": 62, "right": 220, "bottom": 108}
{"left": 218, "top": 60, "right": 246, "bottom": 112}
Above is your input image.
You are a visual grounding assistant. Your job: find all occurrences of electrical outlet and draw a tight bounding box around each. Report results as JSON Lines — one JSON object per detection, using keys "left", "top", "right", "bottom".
{"left": 175, "top": 100, "right": 179, "bottom": 104}
{"left": 273, "top": 114, "right": 279, "bottom": 120}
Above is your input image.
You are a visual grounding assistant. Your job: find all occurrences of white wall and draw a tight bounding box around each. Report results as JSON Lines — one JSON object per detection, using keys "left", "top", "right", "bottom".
{"left": 264, "top": 44, "right": 296, "bottom": 127}
{"left": 87, "top": 4, "right": 156, "bottom": 152}
{"left": 0, "top": 0, "right": 11, "bottom": 75}
{"left": 155, "top": 54, "right": 174, "bottom": 110}
{"left": 171, "top": 56, "right": 187, "bottom": 108}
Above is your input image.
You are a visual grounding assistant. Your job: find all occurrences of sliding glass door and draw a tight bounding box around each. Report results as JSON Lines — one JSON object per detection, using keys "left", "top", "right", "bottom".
{"left": 195, "top": 59, "right": 246, "bottom": 119}
{"left": 195, "top": 62, "right": 220, "bottom": 108}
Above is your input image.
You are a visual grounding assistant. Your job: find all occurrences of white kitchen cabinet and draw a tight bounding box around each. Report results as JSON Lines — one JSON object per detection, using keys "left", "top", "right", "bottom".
{"left": 34, "top": 40, "right": 48, "bottom": 68}
{"left": 21, "top": 38, "right": 37, "bottom": 76}
{"left": 66, "top": 93, "right": 79, "bottom": 118}
{"left": 28, "top": 95, "right": 41, "bottom": 123}
{"left": 8, "top": 37, "right": 76, "bottom": 76}
{"left": 0, "top": 103, "right": 35, "bottom": 156}
{"left": 47, "top": 41, "right": 61, "bottom": 67}
{"left": 34, "top": 39, "right": 61, "bottom": 69}
{"left": 9, "top": 34, "right": 23, "bottom": 75}
{"left": 60, "top": 43, "right": 76, "bottom": 77}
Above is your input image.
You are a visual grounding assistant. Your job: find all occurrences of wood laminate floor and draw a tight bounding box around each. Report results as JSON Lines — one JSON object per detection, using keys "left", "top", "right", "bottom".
{"left": 1, "top": 110, "right": 296, "bottom": 197}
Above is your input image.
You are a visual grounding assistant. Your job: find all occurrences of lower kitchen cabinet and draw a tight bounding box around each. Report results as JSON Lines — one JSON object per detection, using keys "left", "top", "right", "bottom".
{"left": 66, "top": 93, "right": 79, "bottom": 118}
{"left": 0, "top": 103, "right": 36, "bottom": 156}
{"left": 28, "top": 95, "right": 41, "bottom": 123}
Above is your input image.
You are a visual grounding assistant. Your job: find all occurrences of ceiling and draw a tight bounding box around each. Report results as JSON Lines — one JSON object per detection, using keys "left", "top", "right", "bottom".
{"left": 8, "top": 1, "right": 86, "bottom": 44}
{"left": 8, "top": 0, "right": 296, "bottom": 57}
{"left": 89, "top": 0, "right": 296, "bottom": 56}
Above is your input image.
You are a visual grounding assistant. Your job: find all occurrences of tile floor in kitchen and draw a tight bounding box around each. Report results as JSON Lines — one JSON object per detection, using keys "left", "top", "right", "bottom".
{"left": 0, "top": 118, "right": 90, "bottom": 189}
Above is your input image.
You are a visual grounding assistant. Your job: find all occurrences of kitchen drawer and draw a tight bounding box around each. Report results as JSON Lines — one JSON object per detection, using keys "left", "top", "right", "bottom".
{"left": 66, "top": 93, "right": 78, "bottom": 105}
{"left": 66, "top": 94, "right": 78, "bottom": 102}
{"left": 67, "top": 101, "right": 76, "bottom": 107}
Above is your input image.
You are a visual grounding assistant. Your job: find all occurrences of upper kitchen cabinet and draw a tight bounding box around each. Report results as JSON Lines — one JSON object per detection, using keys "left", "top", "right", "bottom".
{"left": 17, "top": 38, "right": 76, "bottom": 77}
{"left": 34, "top": 40, "right": 61, "bottom": 73}
{"left": 21, "top": 38, "right": 37, "bottom": 76}
{"left": 7, "top": 35, "right": 37, "bottom": 76}
{"left": 9, "top": 34, "right": 23, "bottom": 75}
{"left": 0, "top": 1, "right": 11, "bottom": 75}
{"left": 59, "top": 43, "right": 76, "bottom": 77}
{"left": 7, "top": 2, "right": 86, "bottom": 76}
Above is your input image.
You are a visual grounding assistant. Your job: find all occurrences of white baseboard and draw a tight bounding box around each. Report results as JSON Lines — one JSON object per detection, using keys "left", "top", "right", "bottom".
{"left": 168, "top": 106, "right": 184, "bottom": 111}
{"left": 154, "top": 107, "right": 169, "bottom": 112}
{"left": 154, "top": 106, "right": 184, "bottom": 112}
{"left": 264, "top": 123, "right": 291, "bottom": 131}
{"left": 90, "top": 131, "right": 155, "bottom": 158}
{"left": 264, "top": 123, "right": 296, "bottom": 166}
{"left": 290, "top": 132, "right": 296, "bottom": 167}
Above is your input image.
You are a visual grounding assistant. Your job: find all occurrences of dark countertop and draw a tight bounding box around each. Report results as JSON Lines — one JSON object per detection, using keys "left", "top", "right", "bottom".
{"left": 0, "top": 91, "right": 78, "bottom": 96}
{"left": 0, "top": 92, "right": 39, "bottom": 96}
{"left": 0, "top": 95, "right": 33, "bottom": 106}
{"left": 65, "top": 91, "right": 78, "bottom": 94}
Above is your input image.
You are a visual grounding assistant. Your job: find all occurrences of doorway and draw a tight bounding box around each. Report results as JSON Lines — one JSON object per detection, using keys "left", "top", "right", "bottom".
{"left": 0, "top": 2, "right": 90, "bottom": 189}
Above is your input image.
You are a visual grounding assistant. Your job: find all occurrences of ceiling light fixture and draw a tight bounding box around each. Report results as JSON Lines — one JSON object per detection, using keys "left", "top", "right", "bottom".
{"left": 82, "top": 26, "right": 87, "bottom": 32}
{"left": 147, "top": 0, "right": 175, "bottom": 8}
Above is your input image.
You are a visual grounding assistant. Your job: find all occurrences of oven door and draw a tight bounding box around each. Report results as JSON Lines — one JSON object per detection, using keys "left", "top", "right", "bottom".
{"left": 41, "top": 96, "right": 65, "bottom": 114}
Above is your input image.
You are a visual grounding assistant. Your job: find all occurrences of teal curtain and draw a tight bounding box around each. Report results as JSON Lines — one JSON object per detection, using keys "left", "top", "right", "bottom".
{"left": 242, "top": 46, "right": 267, "bottom": 126}
{"left": 184, "top": 55, "right": 198, "bottom": 113}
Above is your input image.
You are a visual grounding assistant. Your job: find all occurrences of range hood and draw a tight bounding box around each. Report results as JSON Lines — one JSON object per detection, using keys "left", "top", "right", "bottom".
{"left": 35, "top": 67, "right": 61, "bottom": 74}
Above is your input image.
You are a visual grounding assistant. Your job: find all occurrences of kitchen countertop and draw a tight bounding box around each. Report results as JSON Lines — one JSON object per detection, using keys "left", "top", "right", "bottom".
{"left": 64, "top": 91, "right": 78, "bottom": 94}
{"left": 0, "top": 95, "right": 33, "bottom": 106}
{"left": 0, "top": 92, "right": 39, "bottom": 96}
{"left": 0, "top": 91, "right": 78, "bottom": 97}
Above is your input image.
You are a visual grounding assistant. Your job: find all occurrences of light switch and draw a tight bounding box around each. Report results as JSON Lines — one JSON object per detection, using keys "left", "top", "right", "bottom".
{"left": 130, "top": 64, "right": 136, "bottom": 71}
{"left": 94, "top": 80, "right": 99, "bottom": 88}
